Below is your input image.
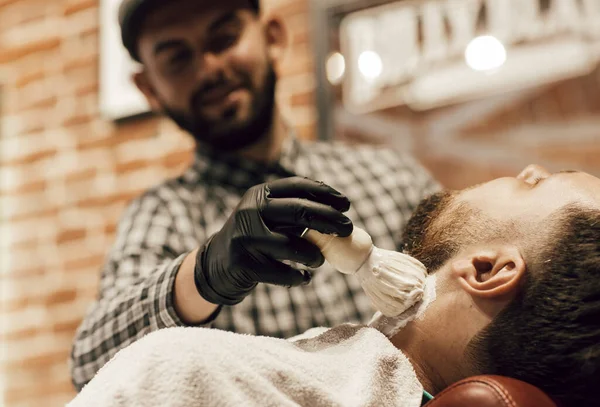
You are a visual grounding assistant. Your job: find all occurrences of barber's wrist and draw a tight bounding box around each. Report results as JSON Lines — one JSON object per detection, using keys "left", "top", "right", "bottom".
{"left": 196, "top": 303, "right": 223, "bottom": 325}
{"left": 172, "top": 249, "right": 220, "bottom": 325}
{"left": 193, "top": 240, "right": 253, "bottom": 306}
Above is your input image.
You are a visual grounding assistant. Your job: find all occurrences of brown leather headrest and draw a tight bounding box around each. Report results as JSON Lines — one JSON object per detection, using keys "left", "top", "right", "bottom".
{"left": 425, "top": 375, "right": 558, "bottom": 407}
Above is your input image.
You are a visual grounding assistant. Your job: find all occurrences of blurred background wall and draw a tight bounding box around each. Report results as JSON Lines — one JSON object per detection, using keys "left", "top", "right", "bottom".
{"left": 0, "top": 0, "right": 316, "bottom": 405}
{"left": 317, "top": 0, "right": 600, "bottom": 187}
{"left": 1, "top": 0, "right": 599, "bottom": 406}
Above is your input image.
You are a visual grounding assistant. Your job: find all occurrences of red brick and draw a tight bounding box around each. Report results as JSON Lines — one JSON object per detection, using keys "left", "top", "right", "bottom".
{"left": 279, "top": 45, "right": 313, "bottom": 76}
{"left": 16, "top": 113, "right": 47, "bottom": 136}
{"left": 0, "top": 326, "right": 40, "bottom": 342}
{"left": 76, "top": 194, "right": 119, "bottom": 209}
{"left": 63, "top": 254, "right": 105, "bottom": 273}
{"left": 64, "top": 167, "right": 97, "bottom": 183}
{"left": 20, "top": 94, "right": 58, "bottom": 111}
{"left": 37, "top": 392, "right": 79, "bottom": 407}
{"left": 5, "top": 265, "right": 46, "bottom": 279}
{"left": 63, "top": 0, "right": 97, "bottom": 16}
{"left": 56, "top": 228, "right": 86, "bottom": 244}
{"left": 113, "top": 116, "right": 162, "bottom": 142}
{"left": 284, "top": 13, "right": 310, "bottom": 46}
{"left": 62, "top": 112, "right": 93, "bottom": 127}
{"left": 1, "top": 148, "right": 57, "bottom": 166}
{"left": 0, "top": 0, "right": 50, "bottom": 28}
{"left": 63, "top": 54, "right": 97, "bottom": 72}
{"left": 116, "top": 159, "right": 152, "bottom": 174}
{"left": 0, "top": 179, "right": 46, "bottom": 196}
{"left": 290, "top": 29, "right": 310, "bottom": 46}
{"left": 14, "top": 69, "right": 44, "bottom": 88}
{"left": 2, "top": 285, "right": 81, "bottom": 311}
{"left": 76, "top": 81, "right": 99, "bottom": 96}
{"left": 104, "top": 222, "right": 117, "bottom": 235}
{"left": 295, "top": 123, "right": 317, "bottom": 142}
{"left": 51, "top": 319, "right": 82, "bottom": 334}
{"left": 77, "top": 286, "right": 100, "bottom": 300}
{"left": 290, "top": 90, "right": 314, "bottom": 107}
{"left": 3, "top": 287, "right": 80, "bottom": 313}
{"left": 75, "top": 134, "right": 116, "bottom": 150}
{"left": 9, "top": 239, "right": 39, "bottom": 251}
{"left": 162, "top": 149, "right": 193, "bottom": 169}
{"left": 4, "top": 376, "right": 74, "bottom": 403}
{"left": 2, "top": 297, "right": 30, "bottom": 314}
{"left": 62, "top": 67, "right": 98, "bottom": 98}
{"left": 7, "top": 207, "right": 60, "bottom": 223}
{"left": 0, "top": 0, "right": 20, "bottom": 7}
{"left": 3, "top": 362, "right": 69, "bottom": 398}
{"left": 0, "top": 37, "right": 61, "bottom": 64}
{"left": 44, "top": 288, "right": 78, "bottom": 305}
{"left": 80, "top": 23, "right": 99, "bottom": 38}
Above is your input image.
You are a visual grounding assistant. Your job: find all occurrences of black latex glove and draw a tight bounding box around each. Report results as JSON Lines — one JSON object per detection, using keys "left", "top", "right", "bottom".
{"left": 194, "top": 177, "right": 353, "bottom": 305}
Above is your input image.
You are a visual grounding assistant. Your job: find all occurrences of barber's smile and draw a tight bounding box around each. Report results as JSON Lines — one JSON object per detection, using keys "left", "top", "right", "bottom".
{"left": 196, "top": 85, "right": 244, "bottom": 108}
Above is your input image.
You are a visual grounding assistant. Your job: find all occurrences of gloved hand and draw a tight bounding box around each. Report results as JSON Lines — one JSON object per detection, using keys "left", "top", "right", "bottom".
{"left": 194, "top": 177, "right": 353, "bottom": 305}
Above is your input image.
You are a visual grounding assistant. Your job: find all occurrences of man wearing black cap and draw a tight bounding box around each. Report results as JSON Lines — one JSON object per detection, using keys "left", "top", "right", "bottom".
{"left": 70, "top": 0, "right": 440, "bottom": 390}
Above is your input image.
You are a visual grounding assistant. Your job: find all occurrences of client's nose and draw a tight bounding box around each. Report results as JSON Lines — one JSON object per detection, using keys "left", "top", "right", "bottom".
{"left": 517, "top": 164, "right": 551, "bottom": 185}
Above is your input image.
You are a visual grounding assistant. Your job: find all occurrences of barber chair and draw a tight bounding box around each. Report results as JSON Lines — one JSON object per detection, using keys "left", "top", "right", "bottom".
{"left": 424, "top": 375, "right": 558, "bottom": 407}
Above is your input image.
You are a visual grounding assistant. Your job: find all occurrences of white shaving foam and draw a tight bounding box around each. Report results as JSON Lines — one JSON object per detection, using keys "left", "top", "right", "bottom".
{"left": 368, "top": 274, "right": 437, "bottom": 338}
{"left": 357, "top": 247, "right": 428, "bottom": 317}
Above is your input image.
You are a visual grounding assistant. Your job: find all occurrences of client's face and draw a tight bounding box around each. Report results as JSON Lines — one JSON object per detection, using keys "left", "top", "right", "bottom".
{"left": 403, "top": 164, "right": 600, "bottom": 271}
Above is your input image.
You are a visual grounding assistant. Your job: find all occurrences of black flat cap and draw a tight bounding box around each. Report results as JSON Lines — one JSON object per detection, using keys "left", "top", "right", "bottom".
{"left": 119, "top": 0, "right": 260, "bottom": 62}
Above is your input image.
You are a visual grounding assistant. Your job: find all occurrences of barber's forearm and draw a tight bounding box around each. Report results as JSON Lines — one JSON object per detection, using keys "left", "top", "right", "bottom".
{"left": 173, "top": 249, "right": 220, "bottom": 324}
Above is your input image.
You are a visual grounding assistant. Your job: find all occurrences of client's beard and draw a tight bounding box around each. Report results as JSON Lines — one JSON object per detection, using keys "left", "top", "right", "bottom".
{"left": 401, "top": 191, "right": 460, "bottom": 272}
{"left": 161, "top": 66, "right": 277, "bottom": 152}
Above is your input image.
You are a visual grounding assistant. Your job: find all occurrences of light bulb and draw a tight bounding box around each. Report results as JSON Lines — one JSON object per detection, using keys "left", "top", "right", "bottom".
{"left": 465, "top": 35, "right": 507, "bottom": 72}
{"left": 326, "top": 52, "right": 346, "bottom": 85}
{"left": 358, "top": 50, "right": 383, "bottom": 80}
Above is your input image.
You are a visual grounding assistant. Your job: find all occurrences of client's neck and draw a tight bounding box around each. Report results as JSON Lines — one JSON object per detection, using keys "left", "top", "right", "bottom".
{"left": 389, "top": 323, "right": 443, "bottom": 394}
{"left": 389, "top": 320, "right": 473, "bottom": 395}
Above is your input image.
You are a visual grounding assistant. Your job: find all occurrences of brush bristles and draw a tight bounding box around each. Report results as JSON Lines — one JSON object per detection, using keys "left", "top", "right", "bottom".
{"left": 356, "top": 247, "right": 428, "bottom": 317}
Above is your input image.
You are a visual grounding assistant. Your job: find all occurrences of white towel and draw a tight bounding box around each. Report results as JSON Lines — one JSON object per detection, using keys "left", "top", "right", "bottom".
{"left": 68, "top": 323, "right": 424, "bottom": 407}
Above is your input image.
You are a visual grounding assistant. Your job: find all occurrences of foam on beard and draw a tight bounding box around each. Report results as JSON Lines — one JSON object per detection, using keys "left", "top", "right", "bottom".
{"left": 368, "top": 274, "right": 437, "bottom": 338}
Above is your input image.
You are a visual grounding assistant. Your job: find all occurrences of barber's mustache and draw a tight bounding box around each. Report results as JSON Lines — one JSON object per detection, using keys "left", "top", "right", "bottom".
{"left": 190, "top": 73, "right": 250, "bottom": 109}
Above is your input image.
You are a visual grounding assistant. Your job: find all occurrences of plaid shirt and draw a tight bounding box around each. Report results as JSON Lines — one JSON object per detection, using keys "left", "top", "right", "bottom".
{"left": 70, "top": 135, "right": 440, "bottom": 390}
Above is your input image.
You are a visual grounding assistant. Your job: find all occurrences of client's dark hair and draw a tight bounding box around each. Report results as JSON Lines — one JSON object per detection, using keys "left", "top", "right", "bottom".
{"left": 468, "top": 206, "right": 600, "bottom": 407}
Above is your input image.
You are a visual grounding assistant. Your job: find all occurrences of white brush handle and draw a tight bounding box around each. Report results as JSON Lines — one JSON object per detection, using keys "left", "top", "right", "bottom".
{"left": 302, "top": 227, "right": 373, "bottom": 275}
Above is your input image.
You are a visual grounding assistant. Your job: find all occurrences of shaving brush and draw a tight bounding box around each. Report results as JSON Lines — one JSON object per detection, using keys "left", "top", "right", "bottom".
{"left": 303, "top": 227, "right": 428, "bottom": 317}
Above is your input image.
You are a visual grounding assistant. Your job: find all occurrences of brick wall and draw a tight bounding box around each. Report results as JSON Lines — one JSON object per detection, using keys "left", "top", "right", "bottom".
{"left": 0, "top": 0, "right": 316, "bottom": 405}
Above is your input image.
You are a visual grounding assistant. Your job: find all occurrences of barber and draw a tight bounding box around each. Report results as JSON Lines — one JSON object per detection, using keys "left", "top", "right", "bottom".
{"left": 70, "top": 0, "right": 440, "bottom": 390}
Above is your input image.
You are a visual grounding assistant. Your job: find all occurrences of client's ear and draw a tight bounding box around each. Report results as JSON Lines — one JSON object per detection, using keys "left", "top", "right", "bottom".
{"left": 451, "top": 245, "right": 526, "bottom": 301}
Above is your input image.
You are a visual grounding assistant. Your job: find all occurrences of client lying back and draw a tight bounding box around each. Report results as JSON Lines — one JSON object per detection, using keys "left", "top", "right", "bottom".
{"left": 70, "top": 167, "right": 600, "bottom": 407}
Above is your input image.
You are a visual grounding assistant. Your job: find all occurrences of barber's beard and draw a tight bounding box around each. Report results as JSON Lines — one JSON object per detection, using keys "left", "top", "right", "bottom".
{"left": 161, "top": 66, "right": 277, "bottom": 152}
{"left": 401, "top": 191, "right": 460, "bottom": 272}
